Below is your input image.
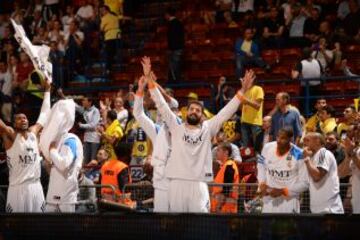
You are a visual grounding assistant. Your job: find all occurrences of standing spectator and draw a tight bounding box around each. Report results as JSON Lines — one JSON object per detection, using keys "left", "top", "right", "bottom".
{"left": 76, "top": 0, "right": 95, "bottom": 31}
{"left": 0, "top": 59, "right": 12, "bottom": 123}
{"left": 235, "top": 28, "right": 269, "bottom": 79}
{"left": 98, "top": 110, "right": 124, "bottom": 160}
{"left": 342, "top": 0, "right": 360, "bottom": 37}
{"left": 113, "top": 96, "right": 128, "bottom": 130}
{"left": 28, "top": 10, "right": 46, "bottom": 39}
{"left": 291, "top": 47, "right": 322, "bottom": 109}
{"left": 303, "top": 8, "right": 321, "bottom": 44}
{"left": 100, "top": 5, "right": 121, "bottom": 74}
{"left": 318, "top": 105, "right": 337, "bottom": 135}
{"left": 76, "top": 95, "right": 101, "bottom": 164}
{"left": 303, "top": 132, "right": 344, "bottom": 213}
{"left": 64, "top": 20, "right": 84, "bottom": 82}
{"left": 288, "top": 3, "right": 307, "bottom": 47}
{"left": 305, "top": 97, "right": 326, "bottom": 133}
{"left": 165, "top": 7, "right": 185, "bottom": 82}
{"left": 240, "top": 70, "right": 264, "bottom": 153}
{"left": 311, "top": 38, "right": 334, "bottom": 74}
{"left": 337, "top": 105, "right": 356, "bottom": 140}
{"left": 61, "top": 5, "right": 76, "bottom": 35}
{"left": 270, "top": 92, "right": 302, "bottom": 144}
{"left": 262, "top": 7, "right": 285, "bottom": 49}
{"left": 15, "top": 52, "right": 34, "bottom": 91}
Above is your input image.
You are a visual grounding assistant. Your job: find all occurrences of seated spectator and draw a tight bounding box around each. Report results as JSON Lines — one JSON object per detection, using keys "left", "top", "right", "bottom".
{"left": 342, "top": 0, "right": 360, "bottom": 37}
{"left": 311, "top": 38, "right": 334, "bottom": 74}
{"left": 85, "top": 147, "right": 111, "bottom": 183}
{"left": 287, "top": 3, "right": 308, "bottom": 47}
{"left": 98, "top": 110, "right": 124, "bottom": 160}
{"left": 235, "top": 28, "right": 270, "bottom": 79}
{"left": 212, "top": 131, "right": 242, "bottom": 163}
{"left": 303, "top": 7, "right": 321, "bottom": 44}
{"left": 262, "top": 7, "right": 285, "bottom": 49}
{"left": 318, "top": 105, "right": 337, "bottom": 135}
{"left": 337, "top": 105, "right": 357, "bottom": 140}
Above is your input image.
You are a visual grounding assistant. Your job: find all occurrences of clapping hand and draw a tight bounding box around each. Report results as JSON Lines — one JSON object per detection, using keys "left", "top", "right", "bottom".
{"left": 240, "top": 69, "right": 256, "bottom": 92}
{"left": 141, "top": 56, "right": 152, "bottom": 77}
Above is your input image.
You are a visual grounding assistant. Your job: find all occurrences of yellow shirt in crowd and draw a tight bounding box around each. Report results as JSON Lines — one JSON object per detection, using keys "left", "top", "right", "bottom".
{"left": 241, "top": 40, "right": 252, "bottom": 54}
{"left": 306, "top": 113, "right": 319, "bottom": 132}
{"left": 320, "top": 118, "right": 337, "bottom": 134}
{"left": 105, "top": 0, "right": 123, "bottom": 16}
{"left": 103, "top": 119, "right": 124, "bottom": 160}
{"left": 241, "top": 85, "right": 264, "bottom": 126}
{"left": 101, "top": 12, "right": 121, "bottom": 41}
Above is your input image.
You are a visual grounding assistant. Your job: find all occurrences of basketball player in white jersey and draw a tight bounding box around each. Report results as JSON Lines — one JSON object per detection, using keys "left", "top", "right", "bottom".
{"left": 141, "top": 57, "right": 254, "bottom": 213}
{"left": 133, "top": 76, "right": 179, "bottom": 212}
{"left": 40, "top": 99, "right": 83, "bottom": 213}
{"left": 257, "top": 127, "right": 308, "bottom": 213}
{"left": 303, "top": 132, "right": 344, "bottom": 213}
{"left": 0, "top": 81, "right": 51, "bottom": 213}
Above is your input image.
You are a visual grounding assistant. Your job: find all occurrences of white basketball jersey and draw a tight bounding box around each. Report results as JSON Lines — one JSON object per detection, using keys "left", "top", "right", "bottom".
{"left": 6, "top": 132, "right": 42, "bottom": 186}
{"left": 46, "top": 133, "right": 83, "bottom": 204}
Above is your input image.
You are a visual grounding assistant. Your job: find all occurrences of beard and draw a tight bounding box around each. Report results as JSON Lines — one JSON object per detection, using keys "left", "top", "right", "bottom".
{"left": 325, "top": 143, "right": 337, "bottom": 151}
{"left": 187, "top": 114, "right": 201, "bottom": 125}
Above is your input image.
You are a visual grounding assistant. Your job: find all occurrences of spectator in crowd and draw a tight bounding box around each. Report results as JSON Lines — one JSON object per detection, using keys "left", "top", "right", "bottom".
{"left": 303, "top": 132, "right": 344, "bottom": 213}
{"left": 100, "top": 143, "right": 135, "bottom": 208}
{"left": 232, "top": 0, "right": 254, "bottom": 15}
{"left": 15, "top": 52, "right": 34, "bottom": 91}
{"left": 337, "top": 0, "right": 350, "bottom": 21}
{"left": 319, "top": 21, "right": 334, "bottom": 46}
{"left": 28, "top": 10, "right": 46, "bottom": 38}
{"left": 342, "top": 0, "right": 360, "bottom": 37}
{"left": 240, "top": 70, "right": 264, "bottom": 153}
{"left": 100, "top": 5, "right": 121, "bottom": 74}
{"left": 222, "top": 113, "right": 241, "bottom": 145}
{"left": 76, "top": 0, "right": 95, "bottom": 31}
{"left": 43, "top": 0, "right": 60, "bottom": 22}
{"left": 288, "top": 3, "right": 307, "bottom": 47}
{"left": 262, "top": 7, "right": 285, "bottom": 49}
{"left": 112, "top": 96, "right": 128, "bottom": 130}
{"left": 318, "top": 105, "right": 337, "bottom": 135}
{"left": 165, "top": 7, "right": 185, "bottom": 82}
{"left": 47, "top": 20, "right": 65, "bottom": 53}
{"left": 215, "top": 76, "right": 236, "bottom": 111}
{"left": 270, "top": 92, "right": 302, "bottom": 145}
{"left": 235, "top": 28, "right": 269, "bottom": 79}
{"left": 76, "top": 170, "right": 97, "bottom": 213}
{"left": 224, "top": 11, "right": 238, "bottom": 28}
{"left": 64, "top": 20, "right": 84, "bottom": 82}
{"left": 32, "top": 26, "right": 49, "bottom": 45}
{"left": 305, "top": 97, "right": 327, "bottom": 133}
{"left": 262, "top": 115, "right": 271, "bottom": 146}
{"left": 325, "top": 131, "right": 346, "bottom": 165}
{"left": 211, "top": 142, "right": 239, "bottom": 213}
{"left": 292, "top": 47, "right": 322, "bottom": 109}
{"left": 62, "top": 5, "right": 76, "bottom": 34}
{"left": 49, "top": 40, "right": 64, "bottom": 88}
{"left": 337, "top": 105, "right": 357, "bottom": 140}
{"left": 76, "top": 95, "right": 101, "bottom": 164}
{"left": 303, "top": 7, "right": 321, "bottom": 44}
{"left": 215, "top": 0, "right": 232, "bottom": 22}
{"left": 257, "top": 127, "right": 308, "bottom": 213}
{"left": 212, "top": 131, "right": 242, "bottom": 163}
{"left": 0, "top": 59, "right": 12, "bottom": 123}
{"left": 85, "top": 147, "right": 110, "bottom": 183}
{"left": 98, "top": 110, "right": 124, "bottom": 160}
{"left": 311, "top": 38, "right": 334, "bottom": 74}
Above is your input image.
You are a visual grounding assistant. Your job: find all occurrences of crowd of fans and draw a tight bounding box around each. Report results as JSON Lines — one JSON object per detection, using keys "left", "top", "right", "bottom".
{"left": 0, "top": 0, "right": 360, "bottom": 213}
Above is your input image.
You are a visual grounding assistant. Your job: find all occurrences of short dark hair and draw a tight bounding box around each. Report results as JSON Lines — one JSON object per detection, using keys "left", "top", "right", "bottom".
{"left": 278, "top": 127, "right": 294, "bottom": 139}
{"left": 114, "top": 143, "right": 133, "bottom": 165}
{"left": 325, "top": 131, "right": 339, "bottom": 140}
{"left": 280, "top": 92, "right": 290, "bottom": 104}
{"left": 83, "top": 94, "right": 95, "bottom": 104}
{"left": 218, "top": 142, "right": 232, "bottom": 157}
{"left": 187, "top": 100, "right": 204, "bottom": 113}
{"left": 102, "top": 5, "right": 111, "bottom": 12}
{"left": 107, "top": 110, "right": 118, "bottom": 121}
{"left": 322, "top": 105, "right": 336, "bottom": 117}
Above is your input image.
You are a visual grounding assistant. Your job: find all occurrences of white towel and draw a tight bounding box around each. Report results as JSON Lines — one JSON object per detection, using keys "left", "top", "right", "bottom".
{"left": 39, "top": 99, "right": 76, "bottom": 160}
{"left": 10, "top": 18, "right": 53, "bottom": 83}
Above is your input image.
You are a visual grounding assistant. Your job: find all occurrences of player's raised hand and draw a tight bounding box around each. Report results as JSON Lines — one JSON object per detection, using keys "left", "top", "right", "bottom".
{"left": 42, "top": 78, "right": 51, "bottom": 92}
{"left": 240, "top": 69, "right": 255, "bottom": 92}
{"left": 141, "top": 56, "right": 152, "bottom": 77}
{"left": 137, "top": 75, "right": 147, "bottom": 92}
{"left": 149, "top": 71, "right": 157, "bottom": 82}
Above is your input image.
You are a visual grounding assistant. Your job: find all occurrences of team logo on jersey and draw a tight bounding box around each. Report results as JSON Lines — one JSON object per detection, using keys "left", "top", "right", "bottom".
{"left": 183, "top": 133, "right": 203, "bottom": 145}
{"left": 267, "top": 168, "right": 293, "bottom": 182}
{"left": 18, "top": 153, "right": 37, "bottom": 166}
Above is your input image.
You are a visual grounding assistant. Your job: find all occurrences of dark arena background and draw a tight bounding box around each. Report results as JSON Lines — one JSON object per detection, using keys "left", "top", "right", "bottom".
{"left": 1, "top": 0, "right": 360, "bottom": 239}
